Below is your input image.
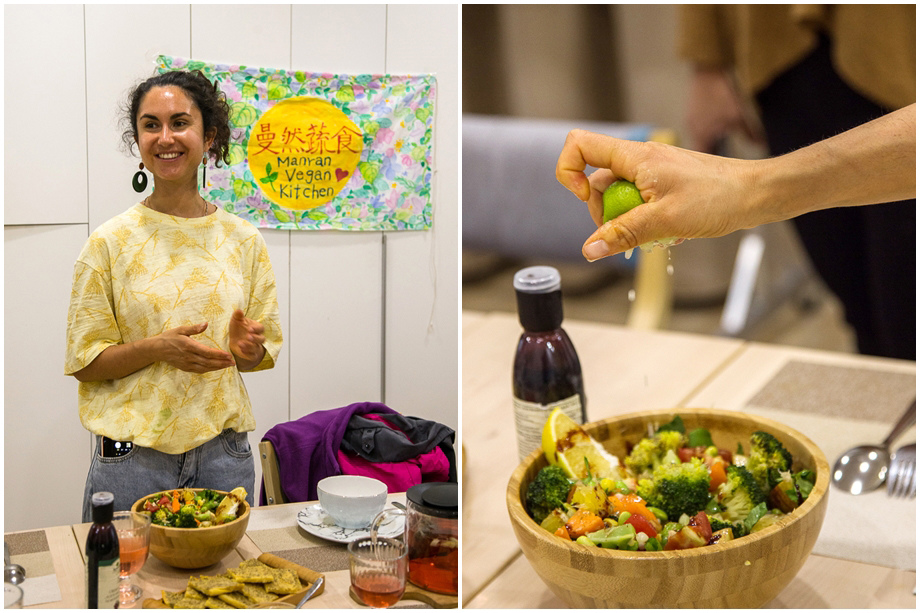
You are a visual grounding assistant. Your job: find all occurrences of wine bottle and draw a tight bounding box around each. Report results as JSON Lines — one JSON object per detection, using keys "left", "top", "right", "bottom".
{"left": 512, "top": 266, "right": 587, "bottom": 461}
{"left": 85, "top": 491, "right": 120, "bottom": 608}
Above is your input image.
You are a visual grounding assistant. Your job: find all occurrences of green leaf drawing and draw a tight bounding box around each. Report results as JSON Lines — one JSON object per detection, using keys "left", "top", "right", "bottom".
{"left": 335, "top": 85, "right": 355, "bottom": 102}
{"left": 259, "top": 163, "right": 278, "bottom": 189}
{"left": 229, "top": 102, "right": 259, "bottom": 128}
{"left": 241, "top": 82, "right": 258, "bottom": 100}
{"left": 358, "top": 162, "right": 380, "bottom": 184}
{"left": 267, "top": 80, "right": 290, "bottom": 100}
{"left": 232, "top": 179, "right": 253, "bottom": 200}
{"left": 227, "top": 143, "right": 247, "bottom": 167}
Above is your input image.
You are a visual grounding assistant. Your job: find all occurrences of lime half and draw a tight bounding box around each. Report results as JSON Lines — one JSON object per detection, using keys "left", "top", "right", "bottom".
{"left": 602, "top": 180, "right": 645, "bottom": 223}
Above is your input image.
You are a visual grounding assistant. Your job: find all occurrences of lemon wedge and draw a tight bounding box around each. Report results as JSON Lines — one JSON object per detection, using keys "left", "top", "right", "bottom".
{"left": 542, "top": 408, "right": 621, "bottom": 480}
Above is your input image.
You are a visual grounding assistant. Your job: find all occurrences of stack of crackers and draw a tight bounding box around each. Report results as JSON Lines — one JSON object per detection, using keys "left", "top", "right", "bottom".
{"left": 159, "top": 558, "right": 305, "bottom": 609}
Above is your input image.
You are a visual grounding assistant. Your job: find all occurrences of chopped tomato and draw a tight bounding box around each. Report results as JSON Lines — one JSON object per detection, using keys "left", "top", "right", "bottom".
{"left": 678, "top": 446, "right": 733, "bottom": 465}
{"left": 624, "top": 513, "right": 658, "bottom": 539}
{"left": 677, "top": 447, "right": 696, "bottom": 463}
{"left": 687, "top": 511, "right": 712, "bottom": 542}
{"left": 708, "top": 456, "right": 727, "bottom": 492}
{"left": 609, "top": 493, "right": 661, "bottom": 530}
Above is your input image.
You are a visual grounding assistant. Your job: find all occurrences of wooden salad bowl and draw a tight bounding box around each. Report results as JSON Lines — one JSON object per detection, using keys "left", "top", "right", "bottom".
{"left": 506, "top": 408, "right": 830, "bottom": 608}
{"left": 131, "top": 488, "right": 250, "bottom": 569}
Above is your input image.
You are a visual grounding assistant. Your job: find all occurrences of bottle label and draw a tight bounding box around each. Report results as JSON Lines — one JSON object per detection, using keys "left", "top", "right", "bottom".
{"left": 87, "top": 556, "right": 121, "bottom": 608}
{"left": 512, "top": 394, "right": 584, "bottom": 461}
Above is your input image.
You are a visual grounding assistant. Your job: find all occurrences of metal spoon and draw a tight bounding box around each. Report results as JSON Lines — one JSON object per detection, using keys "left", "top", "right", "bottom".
{"left": 832, "top": 399, "right": 916, "bottom": 495}
{"left": 296, "top": 576, "right": 323, "bottom": 608}
{"left": 3, "top": 542, "right": 25, "bottom": 585}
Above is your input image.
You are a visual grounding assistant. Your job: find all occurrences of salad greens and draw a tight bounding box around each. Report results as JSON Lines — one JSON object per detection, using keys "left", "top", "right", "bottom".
{"left": 526, "top": 418, "right": 816, "bottom": 551}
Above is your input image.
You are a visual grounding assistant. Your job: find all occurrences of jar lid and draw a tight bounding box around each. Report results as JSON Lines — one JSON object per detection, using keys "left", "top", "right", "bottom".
{"left": 513, "top": 266, "right": 561, "bottom": 294}
{"left": 406, "top": 483, "right": 458, "bottom": 519}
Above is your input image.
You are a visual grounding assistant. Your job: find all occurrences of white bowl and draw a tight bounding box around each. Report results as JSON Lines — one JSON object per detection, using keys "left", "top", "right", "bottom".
{"left": 317, "top": 476, "right": 388, "bottom": 528}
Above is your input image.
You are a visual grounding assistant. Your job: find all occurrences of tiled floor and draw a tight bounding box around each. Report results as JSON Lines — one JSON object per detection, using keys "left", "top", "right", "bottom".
{"left": 462, "top": 247, "right": 858, "bottom": 355}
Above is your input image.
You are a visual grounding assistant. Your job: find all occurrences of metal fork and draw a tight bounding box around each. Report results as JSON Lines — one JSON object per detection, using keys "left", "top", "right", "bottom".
{"left": 887, "top": 443, "right": 916, "bottom": 498}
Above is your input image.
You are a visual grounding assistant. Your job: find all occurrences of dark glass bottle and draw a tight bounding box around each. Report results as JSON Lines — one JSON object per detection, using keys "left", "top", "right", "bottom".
{"left": 512, "top": 266, "right": 586, "bottom": 461}
{"left": 85, "top": 491, "right": 120, "bottom": 609}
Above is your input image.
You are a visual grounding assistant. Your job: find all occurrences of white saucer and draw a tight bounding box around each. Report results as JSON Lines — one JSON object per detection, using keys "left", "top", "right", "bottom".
{"left": 296, "top": 504, "right": 404, "bottom": 544}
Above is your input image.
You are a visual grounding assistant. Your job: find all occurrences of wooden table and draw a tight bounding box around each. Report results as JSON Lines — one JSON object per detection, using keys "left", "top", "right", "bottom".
{"left": 462, "top": 310, "right": 916, "bottom": 608}
{"left": 8, "top": 493, "right": 457, "bottom": 609}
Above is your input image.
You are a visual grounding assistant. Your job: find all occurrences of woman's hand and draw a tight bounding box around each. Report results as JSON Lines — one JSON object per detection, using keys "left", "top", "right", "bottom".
{"left": 228, "top": 309, "right": 266, "bottom": 371}
{"left": 556, "top": 104, "right": 915, "bottom": 261}
{"left": 72, "top": 322, "right": 235, "bottom": 382}
{"left": 157, "top": 322, "right": 236, "bottom": 373}
{"left": 555, "top": 130, "right": 759, "bottom": 260}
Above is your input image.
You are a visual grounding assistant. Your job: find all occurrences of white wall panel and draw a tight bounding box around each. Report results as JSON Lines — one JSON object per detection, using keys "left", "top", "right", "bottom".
{"left": 383, "top": 5, "right": 459, "bottom": 433}
{"left": 4, "top": 225, "right": 90, "bottom": 529}
{"left": 191, "top": 4, "right": 291, "bottom": 68}
{"left": 292, "top": 4, "right": 387, "bottom": 72}
{"left": 4, "top": 5, "right": 87, "bottom": 226}
{"left": 289, "top": 232, "right": 384, "bottom": 418}
{"left": 84, "top": 4, "right": 190, "bottom": 232}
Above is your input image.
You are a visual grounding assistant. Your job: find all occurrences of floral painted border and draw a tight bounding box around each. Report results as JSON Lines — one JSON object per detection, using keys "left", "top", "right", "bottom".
{"left": 156, "top": 55, "right": 436, "bottom": 231}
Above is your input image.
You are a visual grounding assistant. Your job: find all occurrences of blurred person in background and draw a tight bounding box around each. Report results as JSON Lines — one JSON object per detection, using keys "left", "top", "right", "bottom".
{"left": 678, "top": 5, "right": 915, "bottom": 360}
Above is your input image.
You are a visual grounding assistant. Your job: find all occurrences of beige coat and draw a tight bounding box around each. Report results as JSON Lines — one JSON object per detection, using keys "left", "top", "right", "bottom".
{"left": 677, "top": 5, "right": 915, "bottom": 110}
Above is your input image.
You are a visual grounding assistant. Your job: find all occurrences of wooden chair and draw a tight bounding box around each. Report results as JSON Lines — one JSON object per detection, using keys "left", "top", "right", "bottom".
{"left": 258, "top": 440, "right": 287, "bottom": 505}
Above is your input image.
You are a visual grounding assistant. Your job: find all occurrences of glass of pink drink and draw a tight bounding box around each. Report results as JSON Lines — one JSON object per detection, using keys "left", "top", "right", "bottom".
{"left": 112, "top": 511, "right": 151, "bottom": 606}
{"left": 348, "top": 537, "right": 407, "bottom": 608}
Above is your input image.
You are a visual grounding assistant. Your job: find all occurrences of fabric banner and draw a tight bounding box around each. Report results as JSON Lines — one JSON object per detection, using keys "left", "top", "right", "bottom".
{"left": 156, "top": 56, "right": 436, "bottom": 231}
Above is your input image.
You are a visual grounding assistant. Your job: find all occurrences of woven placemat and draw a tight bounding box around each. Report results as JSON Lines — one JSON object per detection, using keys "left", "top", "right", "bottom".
{"left": 5, "top": 530, "right": 62, "bottom": 606}
{"left": 746, "top": 360, "right": 915, "bottom": 423}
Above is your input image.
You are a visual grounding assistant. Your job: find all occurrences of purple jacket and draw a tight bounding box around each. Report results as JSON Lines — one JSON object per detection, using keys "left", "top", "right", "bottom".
{"left": 260, "top": 402, "right": 399, "bottom": 505}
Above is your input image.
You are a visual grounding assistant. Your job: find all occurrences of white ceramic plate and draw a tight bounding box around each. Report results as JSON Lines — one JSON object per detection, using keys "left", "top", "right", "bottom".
{"left": 296, "top": 503, "right": 404, "bottom": 544}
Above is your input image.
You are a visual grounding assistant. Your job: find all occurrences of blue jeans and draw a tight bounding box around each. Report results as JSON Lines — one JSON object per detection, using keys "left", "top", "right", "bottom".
{"left": 81, "top": 429, "right": 255, "bottom": 522}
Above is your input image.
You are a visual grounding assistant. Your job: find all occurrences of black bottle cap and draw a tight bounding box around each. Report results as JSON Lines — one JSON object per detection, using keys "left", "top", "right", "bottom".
{"left": 513, "top": 266, "right": 564, "bottom": 332}
{"left": 91, "top": 491, "right": 115, "bottom": 524}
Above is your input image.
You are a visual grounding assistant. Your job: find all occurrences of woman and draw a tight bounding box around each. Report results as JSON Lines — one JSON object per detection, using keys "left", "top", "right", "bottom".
{"left": 66, "top": 70, "right": 283, "bottom": 521}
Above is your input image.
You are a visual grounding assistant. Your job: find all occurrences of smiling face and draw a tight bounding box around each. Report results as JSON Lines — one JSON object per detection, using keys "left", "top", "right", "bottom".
{"left": 135, "top": 85, "right": 215, "bottom": 187}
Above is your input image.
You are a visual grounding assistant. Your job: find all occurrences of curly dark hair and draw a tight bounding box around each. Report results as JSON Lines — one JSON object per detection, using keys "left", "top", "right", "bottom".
{"left": 121, "top": 70, "right": 232, "bottom": 167}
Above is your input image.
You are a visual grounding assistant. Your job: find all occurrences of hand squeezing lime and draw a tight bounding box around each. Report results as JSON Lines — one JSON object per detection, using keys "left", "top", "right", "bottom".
{"left": 602, "top": 180, "right": 644, "bottom": 223}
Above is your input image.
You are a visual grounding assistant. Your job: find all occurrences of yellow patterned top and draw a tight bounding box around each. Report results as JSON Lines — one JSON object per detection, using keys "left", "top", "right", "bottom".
{"left": 65, "top": 203, "right": 283, "bottom": 454}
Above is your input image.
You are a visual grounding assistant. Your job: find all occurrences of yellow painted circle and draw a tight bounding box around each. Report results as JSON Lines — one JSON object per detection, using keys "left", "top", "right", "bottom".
{"left": 247, "top": 97, "right": 363, "bottom": 211}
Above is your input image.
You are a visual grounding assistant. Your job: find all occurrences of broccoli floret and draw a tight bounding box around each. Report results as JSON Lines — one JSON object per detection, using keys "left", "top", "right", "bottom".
{"left": 152, "top": 508, "right": 175, "bottom": 527}
{"left": 194, "top": 489, "right": 220, "bottom": 513}
{"left": 747, "top": 431, "right": 793, "bottom": 494}
{"left": 625, "top": 430, "right": 685, "bottom": 477}
{"left": 707, "top": 515, "right": 743, "bottom": 539}
{"left": 526, "top": 465, "right": 573, "bottom": 523}
{"left": 175, "top": 504, "right": 198, "bottom": 528}
{"left": 636, "top": 457, "right": 710, "bottom": 522}
{"left": 714, "top": 464, "right": 766, "bottom": 523}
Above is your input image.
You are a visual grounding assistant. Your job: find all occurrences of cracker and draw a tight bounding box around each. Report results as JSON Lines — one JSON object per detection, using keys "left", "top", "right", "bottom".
{"left": 188, "top": 575, "right": 245, "bottom": 596}
{"left": 264, "top": 567, "right": 303, "bottom": 595}
{"left": 217, "top": 591, "right": 257, "bottom": 609}
{"left": 203, "top": 596, "right": 235, "bottom": 609}
{"left": 240, "top": 582, "right": 280, "bottom": 604}
{"left": 226, "top": 564, "right": 276, "bottom": 583}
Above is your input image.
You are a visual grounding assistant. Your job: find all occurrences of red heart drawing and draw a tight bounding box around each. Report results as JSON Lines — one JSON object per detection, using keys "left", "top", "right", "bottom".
{"left": 335, "top": 168, "right": 349, "bottom": 181}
